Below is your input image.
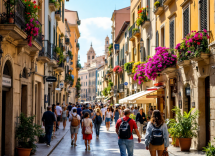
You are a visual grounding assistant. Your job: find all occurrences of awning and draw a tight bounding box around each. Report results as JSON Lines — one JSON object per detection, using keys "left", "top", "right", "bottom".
{"left": 119, "top": 86, "right": 163, "bottom": 104}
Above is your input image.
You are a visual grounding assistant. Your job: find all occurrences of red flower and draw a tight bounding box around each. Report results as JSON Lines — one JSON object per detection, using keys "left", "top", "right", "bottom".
{"left": 197, "top": 42, "right": 201, "bottom": 45}
{"left": 28, "top": 5, "right": 30, "bottom": 6}
{"left": 38, "top": 6, "right": 40, "bottom": 9}
{"left": 34, "top": 6, "right": 36, "bottom": 8}
{"left": 33, "top": 1, "right": 36, "bottom": 4}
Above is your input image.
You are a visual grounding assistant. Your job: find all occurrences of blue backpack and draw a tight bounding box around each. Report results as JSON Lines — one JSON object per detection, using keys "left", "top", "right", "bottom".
{"left": 150, "top": 124, "right": 164, "bottom": 145}
{"left": 95, "top": 115, "right": 102, "bottom": 124}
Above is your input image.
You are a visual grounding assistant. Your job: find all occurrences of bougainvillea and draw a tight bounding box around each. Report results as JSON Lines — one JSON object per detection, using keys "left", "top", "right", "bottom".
{"left": 136, "top": 6, "right": 148, "bottom": 26}
{"left": 113, "top": 66, "right": 123, "bottom": 73}
{"left": 175, "top": 30, "right": 210, "bottom": 61}
{"left": 144, "top": 47, "right": 177, "bottom": 80}
{"left": 22, "top": 0, "right": 41, "bottom": 46}
{"left": 133, "top": 63, "right": 149, "bottom": 84}
{"left": 132, "top": 61, "right": 144, "bottom": 73}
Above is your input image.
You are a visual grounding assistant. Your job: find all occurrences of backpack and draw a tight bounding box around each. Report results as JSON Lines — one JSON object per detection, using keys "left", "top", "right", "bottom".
{"left": 95, "top": 115, "right": 102, "bottom": 124}
{"left": 150, "top": 123, "right": 164, "bottom": 145}
{"left": 71, "top": 114, "right": 79, "bottom": 127}
{"left": 118, "top": 118, "right": 132, "bottom": 139}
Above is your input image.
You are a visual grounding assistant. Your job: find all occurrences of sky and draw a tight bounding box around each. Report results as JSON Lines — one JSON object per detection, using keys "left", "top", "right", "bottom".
{"left": 65, "top": 0, "right": 130, "bottom": 66}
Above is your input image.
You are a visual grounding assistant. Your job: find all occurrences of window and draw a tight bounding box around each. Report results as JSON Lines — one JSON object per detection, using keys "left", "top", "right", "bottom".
{"left": 100, "top": 81, "right": 102, "bottom": 85}
{"left": 98, "top": 73, "right": 99, "bottom": 77}
{"left": 183, "top": 7, "right": 189, "bottom": 37}
{"left": 200, "top": 0, "right": 207, "bottom": 30}
{"left": 147, "top": 38, "right": 150, "bottom": 56}
{"left": 92, "top": 56, "right": 94, "bottom": 59}
{"left": 161, "top": 27, "right": 165, "bottom": 46}
{"left": 98, "top": 81, "right": 99, "bottom": 85}
{"left": 81, "top": 76, "right": 83, "bottom": 79}
{"left": 86, "top": 82, "right": 87, "bottom": 86}
{"left": 147, "top": 0, "right": 150, "bottom": 20}
{"left": 62, "top": 2, "right": 64, "bottom": 23}
{"left": 156, "top": 31, "right": 159, "bottom": 47}
{"left": 170, "top": 20, "right": 175, "bottom": 50}
{"left": 48, "top": 20, "right": 51, "bottom": 41}
{"left": 53, "top": 28, "right": 55, "bottom": 44}
{"left": 86, "top": 75, "right": 87, "bottom": 79}
{"left": 133, "top": 12, "right": 135, "bottom": 24}
{"left": 106, "top": 41, "right": 108, "bottom": 45}
{"left": 88, "top": 56, "right": 90, "bottom": 60}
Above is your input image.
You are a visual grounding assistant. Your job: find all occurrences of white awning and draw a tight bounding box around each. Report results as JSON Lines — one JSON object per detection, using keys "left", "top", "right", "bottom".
{"left": 119, "top": 86, "right": 163, "bottom": 104}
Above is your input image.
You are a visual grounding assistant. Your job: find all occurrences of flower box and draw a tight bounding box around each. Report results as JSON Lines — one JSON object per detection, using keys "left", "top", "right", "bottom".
{"left": 127, "top": 72, "right": 134, "bottom": 77}
{"left": 161, "top": 67, "right": 176, "bottom": 74}
{"left": 154, "top": 6, "right": 164, "bottom": 15}
{"left": 142, "top": 20, "right": 150, "bottom": 29}
{"left": 49, "top": 3, "right": 56, "bottom": 12}
{"left": 190, "top": 53, "right": 209, "bottom": 62}
{"left": 177, "top": 60, "right": 191, "bottom": 67}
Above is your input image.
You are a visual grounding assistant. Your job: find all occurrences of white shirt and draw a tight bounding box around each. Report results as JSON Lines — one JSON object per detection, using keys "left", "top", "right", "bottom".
{"left": 101, "top": 108, "right": 106, "bottom": 115}
{"left": 106, "top": 111, "right": 112, "bottom": 118}
{"left": 56, "top": 106, "right": 62, "bottom": 115}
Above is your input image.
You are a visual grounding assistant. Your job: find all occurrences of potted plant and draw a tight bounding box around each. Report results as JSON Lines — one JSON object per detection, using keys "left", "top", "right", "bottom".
{"left": 154, "top": 1, "right": 160, "bottom": 8}
{"left": 16, "top": 113, "right": 42, "bottom": 156}
{"left": 172, "top": 107, "right": 199, "bottom": 151}
{"left": 4, "top": 0, "right": 15, "bottom": 23}
{"left": 167, "top": 119, "right": 180, "bottom": 147}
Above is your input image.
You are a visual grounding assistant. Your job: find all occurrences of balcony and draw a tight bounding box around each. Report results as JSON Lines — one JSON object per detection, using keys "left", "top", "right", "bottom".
{"left": 154, "top": 1, "right": 164, "bottom": 15}
{"left": 163, "top": 0, "right": 174, "bottom": 6}
{"left": 142, "top": 20, "right": 150, "bottom": 29}
{"left": 76, "top": 43, "right": 80, "bottom": 50}
{"left": 35, "top": 21, "right": 43, "bottom": 46}
{"left": 0, "top": 0, "right": 27, "bottom": 40}
{"left": 56, "top": 62, "right": 64, "bottom": 72}
{"left": 114, "top": 86, "right": 118, "bottom": 94}
{"left": 65, "top": 37, "right": 70, "bottom": 45}
{"left": 105, "top": 59, "right": 108, "bottom": 65}
{"left": 129, "top": 23, "right": 135, "bottom": 41}
{"left": 55, "top": 10, "right": 61, "bottom": 21}
{"left": 48, "top": 44, "right": 58, "bottom": 66}
{"left": 119, "top": 84, "right": 124, "bottom": 93}
{"left": 133, "top": 29, "right": 140, "bottom": 37}
{"left": 120, "top": 59, "right": 125, "bottom": 68}
{"left": 76, "top": 61, "right": 81, "bottom": 70}
{"left": 37, "top": 40, "right": 51, "bottom": 63}
{"left": 49, "top": 1, "right": 57, "bottom": 12}
{"left": 60, "top": 43, "right": 66, "bottom": 52}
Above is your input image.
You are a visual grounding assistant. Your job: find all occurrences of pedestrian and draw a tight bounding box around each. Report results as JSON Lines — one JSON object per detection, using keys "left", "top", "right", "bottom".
{"left": 69, "top": 109, "right": 80, "bottom": 146}
{"left": 82, "top": 112, "right": 93, "bottom": 151}
{"left": 145, "top": 110, "right": 169, "bottom": 156}
{"left": 52, "top": 104, "right": 57, "bottom": 134}
{"left": 136, "top": 108, "right": 146, "bottom": 137}
{"left": 62, "top": 106, "right": 68, "bottom": 130}
{"left": 105, "top": 108, "right": 112, "bottom": 131}
{"left": 101, "top": 106, "right": 106, "bottom": 120}
{"left": 56, "top": 103, "right": 62, "bottom": 129}
{"left": 77, "top": 105, "right": 82, "bottom": 116}
{"left": 93, "top": 108, "right": 102, "bottom": 138}
{"left": 42, "top": 106, "right": 56, "bottom": 147}
{"left": 115, "top": 109, "right": 141, "bottom": 156}
{"left": 133, "top": 107, "right": 139, "bottom": 116}
{"left": 82, "top": 105, "right": 92, "bottom": 117}
{"left": 113, "top": 107, "right": 120, "bottom": 125}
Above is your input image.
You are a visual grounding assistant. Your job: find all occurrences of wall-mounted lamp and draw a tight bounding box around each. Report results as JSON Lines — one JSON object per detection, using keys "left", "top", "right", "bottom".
{"left": 196, "top": 66, "right": 198, "bottom": 72}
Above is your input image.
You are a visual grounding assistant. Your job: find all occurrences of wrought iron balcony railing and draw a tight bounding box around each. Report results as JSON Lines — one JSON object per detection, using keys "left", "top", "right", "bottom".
{"left": 52, "top": 44, "right": 57, "bottom": 60}
{"left": 35, "top": 20, "right": 42, "bottom": 46}
{"left": 55, "top": 9, "right": 61, "bottom": 17}
{"left": 39, "top": 40, "right": 51, "bottom": 59}
{"left": 129, "top": 23, "right": 135, "bottom": 39}
{"left": 58, "top": 61, "right": 64, "bottom": 68}
{"left": 0, "top": 0, "right": 26, "bottom": 29}
{"left": 65, "top": 37, "right": 70, "bottom": 45}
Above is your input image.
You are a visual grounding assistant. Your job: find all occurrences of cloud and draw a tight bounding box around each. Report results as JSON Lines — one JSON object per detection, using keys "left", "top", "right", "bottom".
{"left": 78, "top": 17, "right": 112, "bottom": 65}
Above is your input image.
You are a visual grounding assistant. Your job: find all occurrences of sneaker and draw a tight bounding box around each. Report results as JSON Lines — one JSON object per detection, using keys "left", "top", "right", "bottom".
{"left": 71, "top": 140, "right": 74, "bottom": 146}
{"left": 47, "top": 144, "right": 50, "bottom": 147}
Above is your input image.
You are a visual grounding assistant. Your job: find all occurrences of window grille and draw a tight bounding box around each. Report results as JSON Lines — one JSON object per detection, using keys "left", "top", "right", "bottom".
{"left": 200, "top": 0, "right": 207, "bottom": 30}
{"left": 170, "top": 20, "right": 175, "bottom": 50}
{"left": 183, "top": 7, "right": 189, "bottom": 37}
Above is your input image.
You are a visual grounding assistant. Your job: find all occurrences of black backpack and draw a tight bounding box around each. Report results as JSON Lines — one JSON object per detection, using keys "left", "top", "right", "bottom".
{"left": 150, "top": 124, "right": 164, "bottom": 145}
{"left": 95, "top": 115, "right": 102, "bottom": 124}
{"left": 118, "top": 118, "right": 132, "bottom": 139}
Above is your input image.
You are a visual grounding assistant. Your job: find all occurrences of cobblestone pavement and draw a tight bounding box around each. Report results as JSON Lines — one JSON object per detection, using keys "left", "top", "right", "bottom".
{"left": 49, "top": 121, "right": 206, "bottom": 156}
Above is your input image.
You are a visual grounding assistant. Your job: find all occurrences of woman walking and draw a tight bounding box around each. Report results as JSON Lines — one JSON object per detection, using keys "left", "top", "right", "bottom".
{"left": 104, "top": 108, "right": 112, "bottom": 131}
{"left": 136, "top": 108, "right": 146, "bottom": 137}
{"left": 113, "top": 107, "right": 120, "bottom": 125}
{"left": 145, "top": 110, "right": 169, "bottom": 156}
{"left": 62, "top": 106, "right": 68, "bottom": 130}
{"left": 82, "top": 112, "right": 93, "bottom": 151}
{"left": 93, "top": 108, "right": 102, "bottom": 138}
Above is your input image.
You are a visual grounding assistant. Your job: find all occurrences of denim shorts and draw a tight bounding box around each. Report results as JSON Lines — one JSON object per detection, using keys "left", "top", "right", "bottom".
{"left": 106, "top": 118, "right": 111, "bottom": 122}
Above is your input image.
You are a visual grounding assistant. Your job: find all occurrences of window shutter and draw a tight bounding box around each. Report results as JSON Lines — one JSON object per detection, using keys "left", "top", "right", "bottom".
{"left": 62, "top": 2, "right": 64, "bottom": 23}
{"left": 183, "top": 7, "right": 189, "bottom": 37}
{"left": 156, "top": 31, "right": 159, "bottom": 47}
{"left": 200, "top": 0, "right": 207, "bottom": 30}
{"left": 48, "top": 20, "right": 51, "bottom": 41}
{"left": 170, "top": 20, "right": 175, "bottom": 50}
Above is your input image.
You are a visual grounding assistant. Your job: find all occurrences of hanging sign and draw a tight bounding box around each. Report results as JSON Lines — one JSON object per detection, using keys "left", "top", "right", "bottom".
{"left": 114, "top": 44, "right": 119, "bottom": 50}
{"left": 124, "top": 82, "right": 128, "bottom": 86}
{"left": 46, "top": 76, "right": 57, "bottom": 82}
{"left": 2, "top": 77, "right": 11, "bottom": 87}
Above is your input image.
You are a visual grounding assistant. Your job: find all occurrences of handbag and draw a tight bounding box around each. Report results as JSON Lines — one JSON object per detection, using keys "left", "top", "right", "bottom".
{"left": 84, "top": 119, "right": 92, "bottom": 134}
{"left": 162, "top": 150, "right": 169, "bottom": 156}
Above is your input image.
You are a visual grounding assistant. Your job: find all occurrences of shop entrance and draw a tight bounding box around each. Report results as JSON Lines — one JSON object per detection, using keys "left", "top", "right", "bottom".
{"left": 1, "top": 61, "right": 13, "bottom": 156}
{"left": 21, "top": 85, "right": 28, "bottom": 115}
{"left": 205, "top": 76, "right": 210, "bottom": 145}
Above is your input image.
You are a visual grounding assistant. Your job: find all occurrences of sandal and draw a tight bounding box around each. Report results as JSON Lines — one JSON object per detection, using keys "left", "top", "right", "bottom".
{"left": 88, "top": 145, "right": 90, "bottom": 150}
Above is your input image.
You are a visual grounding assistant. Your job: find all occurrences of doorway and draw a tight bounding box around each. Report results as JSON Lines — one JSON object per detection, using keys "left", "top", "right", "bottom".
{"left": 21, "top": 85, "right": 27, "bottom": 115}
{"left": 1, "top": 91, "right": 6, "bottom": 156}
{"left": 205, "top": 76, "right": 210, "bottom": 145}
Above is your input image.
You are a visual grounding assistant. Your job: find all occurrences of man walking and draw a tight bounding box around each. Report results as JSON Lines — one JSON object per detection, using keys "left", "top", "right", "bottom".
{"left": 116, "top": 109, "right": 141, "bottom": 156}
{"left": 82, "top": 105, "right": 91, "bottom": 118}
{"left": 56, "top": 103, "right": 62, "bottom": 129}
{"left": 67, "top": 103, "right": 72, "bottom": 113}
{"left": 133, "top": 107, "right": 139, "bottom": 116}
{"left": 42, "top": 106, "right": 56, "bottom": 146}
{"left": 69, "top": 109, "right": 80, "bottom": 146}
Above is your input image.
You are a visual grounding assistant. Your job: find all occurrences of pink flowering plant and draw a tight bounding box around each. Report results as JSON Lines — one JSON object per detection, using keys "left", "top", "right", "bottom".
{"left": 133, "top": 63, "right": 149, "bottom": 84}
{"left": 113, "top": 66, "right": 123, "bottom": 73}
{"left": 22, "top": 0, "right": 41, "bottom": 47}
{"left": 144, "top": 47, "right": 177, "bottom": 80}
{"left": 175, "top": 30, "right": 210, "bottom": 61}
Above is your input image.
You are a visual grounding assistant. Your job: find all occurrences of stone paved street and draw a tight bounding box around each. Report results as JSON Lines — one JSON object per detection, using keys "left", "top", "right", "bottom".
{"left": 48, "top": 121, "right": 206, "bottom": 156}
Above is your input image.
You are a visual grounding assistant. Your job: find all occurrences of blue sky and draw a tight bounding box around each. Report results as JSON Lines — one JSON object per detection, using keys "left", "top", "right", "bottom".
{"left": 65, "top": 0, "right": 130, "bottom": 66}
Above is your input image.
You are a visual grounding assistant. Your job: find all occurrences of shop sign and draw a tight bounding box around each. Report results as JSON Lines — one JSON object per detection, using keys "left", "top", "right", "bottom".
{"left": 46, "top": 76, "right": 57, "bottom": 82}
{"left": 59, "top": 82, "right": 64, "bottom": 88}
{"left": 2, "top": 77, "right": 11, "bottom": 87}
{"left": 55, "top": 88, "right": 61, "bottom": 91}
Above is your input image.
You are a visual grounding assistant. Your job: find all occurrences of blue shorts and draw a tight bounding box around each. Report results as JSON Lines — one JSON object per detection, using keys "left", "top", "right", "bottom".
{"left": 106, "top": 118, "right": 111, "bottom": 122}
